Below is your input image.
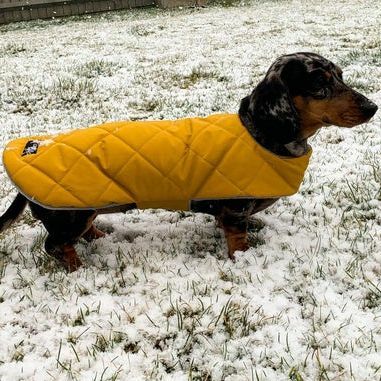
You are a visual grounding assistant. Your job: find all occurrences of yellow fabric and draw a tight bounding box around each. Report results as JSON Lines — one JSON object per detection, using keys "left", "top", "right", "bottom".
{"left": 2, "top": 114, "right": 312, "bottom": 210}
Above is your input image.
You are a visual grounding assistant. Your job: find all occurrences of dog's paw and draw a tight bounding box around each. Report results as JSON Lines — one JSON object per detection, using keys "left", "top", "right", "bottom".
{"left": 82, "top": 224, "right": 106, "bottom": 242}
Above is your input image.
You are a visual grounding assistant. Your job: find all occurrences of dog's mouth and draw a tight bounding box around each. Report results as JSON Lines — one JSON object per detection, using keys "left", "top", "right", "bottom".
{"left": 322, "top": 117, "right": 362, "bottom": 128}
{"left": 328, "top": 111, "right": 374, "bottom": 128}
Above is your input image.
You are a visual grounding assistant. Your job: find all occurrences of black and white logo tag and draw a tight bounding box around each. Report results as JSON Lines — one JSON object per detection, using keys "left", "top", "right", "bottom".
{"left": 22, "top": 140, "right": 39, "bottom": 156}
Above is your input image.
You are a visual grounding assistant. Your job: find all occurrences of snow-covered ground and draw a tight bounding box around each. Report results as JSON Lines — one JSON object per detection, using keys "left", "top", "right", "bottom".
{"left": 0, "top": 1, "right": 380, "bottom": 379}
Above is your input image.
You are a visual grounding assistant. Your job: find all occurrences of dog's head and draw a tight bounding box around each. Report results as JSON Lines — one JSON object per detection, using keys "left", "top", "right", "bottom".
{"left": 239, "top": 52, "right": 378, "bottom": 156}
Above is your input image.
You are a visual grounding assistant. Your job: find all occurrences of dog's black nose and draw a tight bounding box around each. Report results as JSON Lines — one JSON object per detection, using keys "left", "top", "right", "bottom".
{"left": 361, "top": 101, "right": 378, "bottom": 119}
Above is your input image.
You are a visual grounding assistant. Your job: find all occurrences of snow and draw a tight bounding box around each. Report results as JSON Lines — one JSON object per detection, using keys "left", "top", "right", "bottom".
{"left": 0, "top": 0, "right": 380, "bottom": 380}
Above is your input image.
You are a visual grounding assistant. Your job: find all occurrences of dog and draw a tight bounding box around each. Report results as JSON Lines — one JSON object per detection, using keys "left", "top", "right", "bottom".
{"left": 0, "top": 52, "right": 377, "bottom": 272}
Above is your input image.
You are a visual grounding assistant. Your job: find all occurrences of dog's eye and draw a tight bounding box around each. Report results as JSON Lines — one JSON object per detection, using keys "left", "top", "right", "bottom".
{"left": 313, "top": 87, "right": 330, "bottom": 99}
{"left": 314, "top": 89, "right": 327, "bottom": 99}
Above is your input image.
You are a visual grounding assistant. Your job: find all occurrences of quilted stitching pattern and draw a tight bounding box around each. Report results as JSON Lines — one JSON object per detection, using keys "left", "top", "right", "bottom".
{"left": 3, "top": 114, "right": 312, "bottom": 210}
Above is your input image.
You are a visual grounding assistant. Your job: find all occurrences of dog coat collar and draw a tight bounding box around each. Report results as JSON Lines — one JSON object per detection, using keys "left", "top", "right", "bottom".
{"left": 3, "top": 114, "right": 312, "bottom": 211}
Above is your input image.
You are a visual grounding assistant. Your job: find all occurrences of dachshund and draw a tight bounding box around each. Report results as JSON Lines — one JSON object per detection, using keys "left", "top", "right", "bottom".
{"left": 0, "top": 52, "right": 378, "bottom": 271}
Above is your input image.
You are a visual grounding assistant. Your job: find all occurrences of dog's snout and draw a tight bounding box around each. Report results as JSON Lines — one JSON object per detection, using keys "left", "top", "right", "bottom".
{"left": 360, "top": 100, "right": 378, "bottom": 119}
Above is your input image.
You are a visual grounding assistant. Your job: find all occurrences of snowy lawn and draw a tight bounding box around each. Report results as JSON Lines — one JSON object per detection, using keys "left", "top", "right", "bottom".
{"left": 0, "top": 1, "right": 380, "bottom": 380}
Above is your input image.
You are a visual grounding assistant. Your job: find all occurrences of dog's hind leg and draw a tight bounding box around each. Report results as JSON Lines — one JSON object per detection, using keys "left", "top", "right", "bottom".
{"left": 82, "top": 223, "right": 105, "bottom": 241}
{"left": 43, "top": 211, "right": 97, "bottom": 272}
{"left": 29, "top": 204, "right": 97, "bottom": 271}
{"left": 44, "top": 213, "right": 104, "bottom": 272}
{"left": 45, "top": 235, "right": 83, "bottom": 272}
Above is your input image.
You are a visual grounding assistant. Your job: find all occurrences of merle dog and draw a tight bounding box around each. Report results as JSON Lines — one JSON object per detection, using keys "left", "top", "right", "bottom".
{"left": 0, "top": 53, "right": 377, "bottom": 271}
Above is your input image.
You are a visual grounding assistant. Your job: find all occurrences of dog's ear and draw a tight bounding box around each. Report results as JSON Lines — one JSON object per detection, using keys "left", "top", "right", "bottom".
{"left": 246, "top": 59, "right": 309, "bottom": 144}
{"left": 250, "top": 73, "right": 300, "bottom": 144}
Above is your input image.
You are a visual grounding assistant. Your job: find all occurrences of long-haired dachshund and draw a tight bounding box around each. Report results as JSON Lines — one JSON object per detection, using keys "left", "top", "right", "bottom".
{"left": 0, "top": 52, "right": 378, "bottom": 271}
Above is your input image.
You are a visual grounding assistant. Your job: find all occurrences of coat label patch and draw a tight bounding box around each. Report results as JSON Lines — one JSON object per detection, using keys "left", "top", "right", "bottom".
{"left": 22, "top": 140, "right": 39, "bottom": 156}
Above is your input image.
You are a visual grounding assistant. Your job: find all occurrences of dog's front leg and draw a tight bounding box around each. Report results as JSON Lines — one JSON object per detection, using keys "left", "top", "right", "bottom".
{"left": 217, "top": 207, "right": 251, "bottom": 260}
{"left": 44, "top": 235, "right": 83, "bottom": 272}
{"left": 81, "top": 213, "right": 105, "bottom": 242}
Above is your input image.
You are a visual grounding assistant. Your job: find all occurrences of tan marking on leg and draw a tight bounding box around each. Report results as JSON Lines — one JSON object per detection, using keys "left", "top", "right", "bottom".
{"left": 61, "top": 244, "right": 83, "bottom": 272}
{"left": 222, "top": 227, "right": 249, "bottom": 260}
{"left": 82, "top": 224, "right": 106, "bottom": 242}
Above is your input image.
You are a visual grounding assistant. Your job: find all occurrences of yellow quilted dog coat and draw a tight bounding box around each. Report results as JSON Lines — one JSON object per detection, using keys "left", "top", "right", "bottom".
{"left": 3, "top": 114, "right": 312, "bottom": 210}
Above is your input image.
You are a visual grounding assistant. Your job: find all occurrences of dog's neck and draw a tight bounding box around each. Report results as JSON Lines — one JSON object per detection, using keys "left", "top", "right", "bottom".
{"left": 239, "top": 113, "right": 309, "bottom": 157}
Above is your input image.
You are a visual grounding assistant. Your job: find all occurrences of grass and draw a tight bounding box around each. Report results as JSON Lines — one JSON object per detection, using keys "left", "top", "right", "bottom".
{"left": 340, "top": 47, "right": 381, "bottom": 66}
{"left": 74, "top": 60, "right": 122, "bottom": 78}
{"left": 173, "top": 66, "right": 229, "bottom": 89}
{"left": 0, "top": 42, "right": 27, "bottom": 56}
{"left": 53, "top": 77, "right": 98, "bottom": 106}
